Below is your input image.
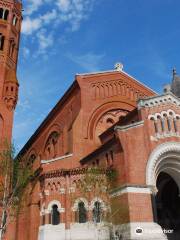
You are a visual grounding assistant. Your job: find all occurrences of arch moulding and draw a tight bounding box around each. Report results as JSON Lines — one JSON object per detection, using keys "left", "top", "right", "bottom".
{"left": 87, "top": 101, "right": 135, "bottom": 139}
{"left": 43, "top": 124, "right": 61, "bottom": 149}
{"left": 72, "top": 197, "right": 89, "bottom": 211}
{"left": 146, "top": 142, "right": 180, "bottom": 189}
{"left": 47, "top": 200, "right": 64, "bottom": 213}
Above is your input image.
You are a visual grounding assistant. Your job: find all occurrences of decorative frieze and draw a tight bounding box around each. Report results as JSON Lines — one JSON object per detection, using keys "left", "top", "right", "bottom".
{"left": 150, "top": 132, "right": 180, "bottom": 141}
{"left": 0, "top": 1, "right": 11, "bottom": 9}
{"left": 138, "top": 93, "right": 180, "bottom": 109}
{"left": 91, "top": 80, "right": 146, "bottom": 100}
{"left": 40, "top": 167, "right": 110, "bottom": 180}
{"left": 148, "top": 109, "right": 180, "bottom": 140}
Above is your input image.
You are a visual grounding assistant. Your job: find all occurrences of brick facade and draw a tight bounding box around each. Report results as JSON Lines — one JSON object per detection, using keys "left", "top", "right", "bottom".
{"left": 0, "top": 0, "right": 21, "bottom": 149}
{"left": 1, "top": 1, "right": 180, "bottom": 240}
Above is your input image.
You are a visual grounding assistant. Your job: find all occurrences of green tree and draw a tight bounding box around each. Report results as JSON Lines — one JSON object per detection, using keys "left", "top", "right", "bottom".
{"left": 72, "top": 167, "right": 129, "bottom": 240}
{"left": 71, "top": 167, "right": 118, "bottom": 237}
{"left": 0, "top": 141, "right": 32, "bottom": 240}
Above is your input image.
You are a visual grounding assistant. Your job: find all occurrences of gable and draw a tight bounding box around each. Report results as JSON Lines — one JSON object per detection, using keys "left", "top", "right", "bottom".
{"left": 76, "top": 70, "right": 156, "bottom": 101}
{"left": 76, "top": 70, "right": 156, "bottom": 142}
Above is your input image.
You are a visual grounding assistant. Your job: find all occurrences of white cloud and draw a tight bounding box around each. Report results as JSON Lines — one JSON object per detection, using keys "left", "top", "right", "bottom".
{"left": 67, "top": 52, "right": 105, "bottom": 72}
{"left": 56, "top": 0, "right": 71, "bottom": 12}
{"left": 41, "top": 9, "right": 57, "bottom": 24}
{"left": 22, "top": 17, "right": 42, "bottom": 35}
{"left": 56, "top": 0, "right": 95, "bottom": 31}
{"left": 22, "top": 0, "right": 97, "bottom": 56}
{"left": 22, "top": 9, "right": 57, "bottom": 35}
{"left": 22, "top": 0, "right": 95, "bottom": 35}
{"left": 22, "top": 47, "right": 30, "bottom": 58}
{"left": 17, "top": 99, "right": 31, "bottom": 111}
{"left": 27, "top": 0, "right": 95, "bottom": 30}
{"left": 25, "top": 0, "right": 43, "bottom": 15}
{"left": 37, "top": 29, "right": 54, "bottom": 51}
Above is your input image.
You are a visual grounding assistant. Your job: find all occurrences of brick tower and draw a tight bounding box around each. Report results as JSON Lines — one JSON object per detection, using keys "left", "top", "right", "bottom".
{"left": 0, "top": 0, "right": 22, "bottom": 148}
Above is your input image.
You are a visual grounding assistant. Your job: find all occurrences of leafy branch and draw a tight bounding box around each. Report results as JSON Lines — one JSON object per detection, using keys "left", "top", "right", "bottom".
{"left": 0, "top": 141, "right": 33, "bottom": 239}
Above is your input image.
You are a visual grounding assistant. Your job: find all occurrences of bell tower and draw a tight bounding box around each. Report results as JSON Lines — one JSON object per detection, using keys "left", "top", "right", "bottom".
{"left": 0, "top": 0, "right": 22, "bottom": 147}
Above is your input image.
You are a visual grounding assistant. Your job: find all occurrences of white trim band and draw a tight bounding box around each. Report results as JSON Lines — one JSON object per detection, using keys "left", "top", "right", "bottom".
{"left": 110, "top": 186, "right": 152, "bottom": 197}
{"left": 138, "top": 92, "right": 180, "bottom": 109}
{"left": 115, "top": 121, "right": 144, "bottom": 132}
{"left": 41, "top": 154, "right": 73, "bottom": 164}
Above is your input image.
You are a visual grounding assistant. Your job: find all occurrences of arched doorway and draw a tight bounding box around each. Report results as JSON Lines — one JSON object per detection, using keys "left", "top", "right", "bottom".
{"left": 156, "top": 172, "right": 180, "bottom": 239}
{"left": 146, "top": 142, "right": 180, "bottom": 240}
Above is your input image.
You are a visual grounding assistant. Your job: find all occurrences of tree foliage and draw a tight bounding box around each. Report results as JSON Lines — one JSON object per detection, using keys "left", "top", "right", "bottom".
{"left": 72, "top": 167, "right": 118, "bottom": 223}
{"left": 0, "top": 141, "right": 33, "bottom": 239}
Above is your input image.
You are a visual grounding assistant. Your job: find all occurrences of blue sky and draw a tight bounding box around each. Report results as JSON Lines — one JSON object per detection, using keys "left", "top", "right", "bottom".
{"left": 13, "top": 0, "right": 180, "bottom": 150}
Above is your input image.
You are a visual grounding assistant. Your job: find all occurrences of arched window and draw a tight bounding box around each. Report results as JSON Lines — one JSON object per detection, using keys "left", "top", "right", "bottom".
{"left": 174, "top": 118, "right": 178, "bottom": 132}
{"left": 10, "top": 43, "right": 15, "bottom": 58}
{"left": 45, "top": 131, "right": 59, "bottom": 159}
{"left": 106, "top": 153, "right": 109, "bottom": 166}
{"left": 78, "top": 202, "right": 87, "bottom": 223}
{"left": 27, "top": 154, "right": 36, "bottom": 166}
{"left": 67, "top": 126, "right": 73, "bottom": 153}
{"left": 110, "top": 150, "right": 114, "bottom": 165}
{"left": 12, "top": 15, "right": 17, "bottom": 26}
{"left": 51, "top": 204, "right": 60, "bottom": 225}
{"left": 4, "top": 10, "right": 9, "bottom": 20}
{"left": 9, "top": 39, "right": 13, "bottom": 56}
{"left": 93, "top": 201, "right": 101, "bottom": 223}
{"left": 154, "top": 120, "right": 158, "bottom": 133}
{"left": 0, "top": 8, "right": 3, "bottom": 19}
{"left": 0, "top": 34, "right": 5, "bottom": 51}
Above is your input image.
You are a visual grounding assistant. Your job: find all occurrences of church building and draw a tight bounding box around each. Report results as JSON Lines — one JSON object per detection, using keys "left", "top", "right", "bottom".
{"left": 1, "top": 1, "right": 180, "bottom": 240}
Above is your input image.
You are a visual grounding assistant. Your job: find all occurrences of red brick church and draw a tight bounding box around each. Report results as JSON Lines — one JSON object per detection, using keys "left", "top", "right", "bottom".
{"left": 1, "top": 1, "right": 180, "bottom": 240}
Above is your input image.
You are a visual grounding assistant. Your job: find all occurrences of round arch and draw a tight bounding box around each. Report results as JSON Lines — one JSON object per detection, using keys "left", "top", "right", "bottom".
{"left": 87, "top": 101, "right": 135, "bottom": 140}
{"left": 47, "top": 200, "right": 64, "bottom": 213}
{"left": 27, "top": 148, "right": 37, "bottom": 158}
{"left": 43, "top": 124, "right": 62, "bottom": 160}
{"left": 43, "top": 124, "right": 61, "bottom": 150}
{"left": 90, "top": 197, "right": 107, "bottom": 211}
{"left": 72, "top": 198, "right": 89, "bottom": 211}
{"left": 146, "top": 142, "right": 180, "bottom": 191}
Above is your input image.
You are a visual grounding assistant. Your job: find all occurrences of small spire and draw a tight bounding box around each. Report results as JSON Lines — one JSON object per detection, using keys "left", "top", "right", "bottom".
{"left": 173, "top": 67, "right": 177, "bottom": 78}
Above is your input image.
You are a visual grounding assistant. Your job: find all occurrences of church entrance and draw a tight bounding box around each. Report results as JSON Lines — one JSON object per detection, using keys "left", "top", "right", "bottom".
{"left": 155, "top": 172, "right": 180, "bottom": 240}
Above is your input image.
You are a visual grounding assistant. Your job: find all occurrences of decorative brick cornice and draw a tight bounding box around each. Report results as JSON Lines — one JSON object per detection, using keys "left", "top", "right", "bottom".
{"left": 40, "top": 167, "right": 112, "bottom": 180}
{"left": 150, "top": 132, "right": 180, "bottom": 141}
{"left": 138, "top": 93, "right": 180, "bottom": 109}
{"left": 90, "top": 79, "right": 147, "bottom": 100}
